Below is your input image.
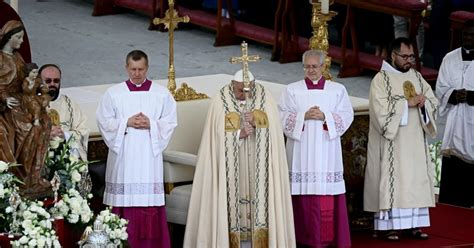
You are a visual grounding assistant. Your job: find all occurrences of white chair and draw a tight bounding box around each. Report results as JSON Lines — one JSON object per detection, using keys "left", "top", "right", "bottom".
{"left": 163, "top": 99, "right": 211, "bottom": 225}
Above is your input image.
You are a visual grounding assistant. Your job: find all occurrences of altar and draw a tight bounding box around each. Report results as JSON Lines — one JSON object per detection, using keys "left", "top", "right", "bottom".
{"left": 61, "top": 74, "right": 370, "bottom": 229}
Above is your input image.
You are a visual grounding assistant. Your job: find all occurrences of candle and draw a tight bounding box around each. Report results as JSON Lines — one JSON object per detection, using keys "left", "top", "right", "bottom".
{"left": 321, "top": 0, "right": 329, "bottom": 14}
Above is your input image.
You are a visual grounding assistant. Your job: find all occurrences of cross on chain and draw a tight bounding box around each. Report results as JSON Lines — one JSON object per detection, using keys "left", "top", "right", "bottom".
{"left": 229, "top": 41, "right": 261, "bottom": 89}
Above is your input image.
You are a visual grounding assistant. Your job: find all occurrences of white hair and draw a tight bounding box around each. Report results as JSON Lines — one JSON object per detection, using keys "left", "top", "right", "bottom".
{"left": 302, "top": 50, "right": 326, "bottom": 65}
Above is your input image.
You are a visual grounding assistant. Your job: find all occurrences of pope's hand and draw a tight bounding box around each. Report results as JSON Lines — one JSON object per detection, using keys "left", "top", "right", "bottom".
{"left": 243, "top": 112, "right": 255, "bottom": 127}
{"left": 239, "top": 123, "right": 254, "bottom": 139}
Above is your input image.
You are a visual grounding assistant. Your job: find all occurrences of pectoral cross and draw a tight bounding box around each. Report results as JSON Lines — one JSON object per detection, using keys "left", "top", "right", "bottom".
{"left": 229, "top": 41, "right": 261, "bottom": 91}
{"left": 153, "top": 0, "right": 189, "bottom": 93}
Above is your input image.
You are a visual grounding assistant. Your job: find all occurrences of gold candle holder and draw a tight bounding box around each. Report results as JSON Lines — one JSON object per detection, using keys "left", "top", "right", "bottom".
{"left": 309, "top": 0, "right": 337, "bottom": 80}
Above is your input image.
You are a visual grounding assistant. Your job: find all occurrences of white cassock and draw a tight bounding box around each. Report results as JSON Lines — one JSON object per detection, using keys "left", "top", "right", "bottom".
{"left": 278, "top": 79, "right": 354, "bottom": 195}
{"left": 436, "top": 48, "right": 474, "bottom": 162}
{"left": 96, "top": 82, "right": 177, "bottom": 207}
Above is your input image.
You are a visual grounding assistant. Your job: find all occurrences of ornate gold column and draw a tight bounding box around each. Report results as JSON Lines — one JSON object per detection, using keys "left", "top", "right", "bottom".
{"left": 309, "top": 0, "right": 337, "bottom": 80}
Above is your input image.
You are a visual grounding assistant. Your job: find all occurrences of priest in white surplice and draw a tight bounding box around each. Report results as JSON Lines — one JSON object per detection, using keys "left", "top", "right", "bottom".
{"left": 436, "top": 20, "right": 474, "bottom": 208}
{"left": 278, "top": 50, "right": 353, "bottom": 247}
{"left": 40, "top": 64, "right": 89, "bottom": 161}
{"left": 184, "top": 70, "right": 296, "bottom": 248}
{"left": 96, "top": 50, "right": 177, "bottom": 248}
{"left": 364, "top": 38, "right": 438, "bottom": 241}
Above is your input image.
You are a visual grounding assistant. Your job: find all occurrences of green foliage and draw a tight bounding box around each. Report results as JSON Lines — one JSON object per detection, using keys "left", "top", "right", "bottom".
{"left": 429, "top": 141, "right": 442, "bottom": 188}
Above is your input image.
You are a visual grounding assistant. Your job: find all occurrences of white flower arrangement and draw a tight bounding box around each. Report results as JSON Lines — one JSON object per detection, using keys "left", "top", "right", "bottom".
{"left": 95, "top": 208, "right": 128, "bottom": 246}
{"left": 429, "top": 141, "right": 442, "bottom": 187}
{"left": 0, "top": 161, "right": 22, "bottom": 232}
{"left": 9, "top": 200, "right": 61, "bottom": 248}
{"left": 50, "top": 188, "right": 93, "bottom": 225}
{"left": 44, "top": 136, "right": 89, "bottom": 194}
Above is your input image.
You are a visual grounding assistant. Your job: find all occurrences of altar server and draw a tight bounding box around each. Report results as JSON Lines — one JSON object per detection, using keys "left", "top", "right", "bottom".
{"left": 96, "top": 50, "right": 177, "bottom": 248}
{"left": 278, "top": 49, "right": 353, "bottom": 247}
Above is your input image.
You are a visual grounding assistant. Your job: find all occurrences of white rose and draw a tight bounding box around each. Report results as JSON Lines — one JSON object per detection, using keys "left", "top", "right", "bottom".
{"left": 5, "top": 206, "right": 13, "bottom": 213}
{"left": 69, "top": 198, "right": 81, "bottom": 211}
{"left": 0, "top": 161, "right": 8, "bottom": 172}
{"left": 28, "top": 238, "right": 37, "bottom": 247}
{"left": 81, "top": 212, "right": 92, "bottom": 223}
{"left": 120, "top": 218, "right": 128, "bottom": 225}
{"left": 45, "top": 237, "right": 52, "bottom": 247}
{"left": 53, "top": 239, "right": 61, "bottom": 248}
{"left": 19, "top": 236, "right": 29, "bottom": 244}
{"left": 37, "top": 237, "right": 46, "bottom": 247}
{"left": 21, "top": 219, "right": 33, "bottom": 231}
{"left": 49, "top": 137, "right": 62, "bottom": 149}
{"left": 121, "top": 231, "right": 128, "bottom": 240}
{"left": 71, "top": 170, "right": 81, "bottom": 183}
{"left": 68, "top": 213, "right": 79, "bottom": 224}
{"left": 109, "top": 230, "right": 117, "bottom": 239}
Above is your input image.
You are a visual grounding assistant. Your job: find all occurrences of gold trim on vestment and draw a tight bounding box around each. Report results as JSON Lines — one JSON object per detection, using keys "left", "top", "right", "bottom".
{"left": 252, "top": 110, "right": 268, "bottom": 128}
{"left": 252, "top": 228, "right": 269, "bottom": 248}
{"left": 225, "top": 112, "right": 241, "bottom": 132}
{"left": 230, "top": 232, "right": 240, "bottom": 248}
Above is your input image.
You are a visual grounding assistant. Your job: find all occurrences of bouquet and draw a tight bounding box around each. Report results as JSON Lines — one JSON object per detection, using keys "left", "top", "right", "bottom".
{"left": 50, "top": 188, "right": 93, "bottom": 225}
{"left": 44, "top": 136, "right": 89, "bottom": 195}
{"left": 8, "top": 200, "right": 61, "bottom": 248}
{"left": 95, "top": 207, "right": 128, "bottom": 246}
{"left": 0, "top": 161, "right": 22, "bottom": 232}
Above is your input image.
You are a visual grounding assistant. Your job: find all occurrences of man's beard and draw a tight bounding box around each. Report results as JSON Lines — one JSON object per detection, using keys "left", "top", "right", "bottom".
{"left": 393, "top": 62, "right": 411, "bottom": 73}
{"left": 48, "top": 87, "right": 60, "bottom": 101}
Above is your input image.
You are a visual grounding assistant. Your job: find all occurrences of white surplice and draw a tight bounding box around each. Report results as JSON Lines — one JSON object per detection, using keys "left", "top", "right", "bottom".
{"left": 436, "top": 48, "right": 474, "bottom": 162}
{"left": 96, "top": 82, "right": 177, "bottom": 207}
{"left": 278, "top": 79, "right": 354, "bottom": 195}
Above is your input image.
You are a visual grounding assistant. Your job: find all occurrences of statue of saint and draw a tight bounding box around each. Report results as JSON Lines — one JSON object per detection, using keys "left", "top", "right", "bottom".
{"left": 0, "top": 20, "right": 52, "bottom": 198}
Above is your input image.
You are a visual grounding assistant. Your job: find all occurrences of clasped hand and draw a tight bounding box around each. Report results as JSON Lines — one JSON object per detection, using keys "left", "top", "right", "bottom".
{"left": 50, "top": 125, "right": 65, "bottom": 139}
{"left": 127, "top": 112, "right": 150, "bottom": 129}
{"left": 304, "top": 106, "right": 325, "bottom": 121}
{"left": 408, "top": 94, "right": 426, "bottom": 108}
{"left": 240, "top": 112, "right": 255, "bottom": 139}
{"left": 455, "top": 89, "right": 467, "bottom": 103}
{"left": 239, "top": 122, "right": 254, "bottom": 139}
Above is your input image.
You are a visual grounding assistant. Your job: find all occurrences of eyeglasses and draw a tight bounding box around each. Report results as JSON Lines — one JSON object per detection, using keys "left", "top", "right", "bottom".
{"left": 394, "top": 52, "right": 416, "bottom": 61}
{"left": 303, "top": 64, "right": 322, "bottom": 70}
{"left": 44, "top": 78, "right": 60, "bottom": 84}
